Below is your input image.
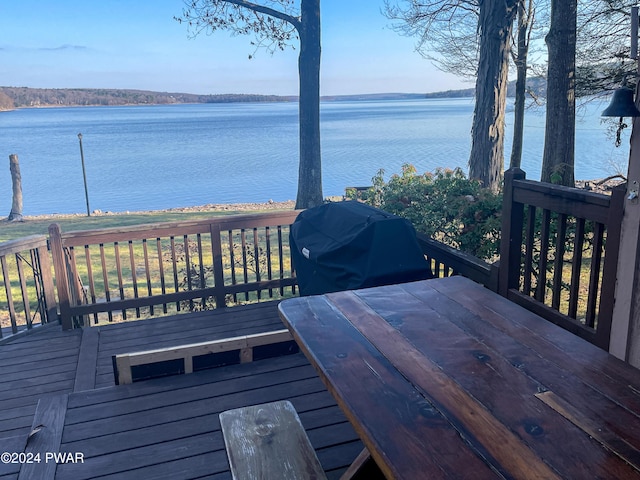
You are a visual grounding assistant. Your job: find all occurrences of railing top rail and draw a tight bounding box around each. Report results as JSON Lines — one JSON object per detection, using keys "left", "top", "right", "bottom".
{"left": 512, "top": 178, "right": 612, "bottom": 206}
{"left": 511, "top": 179, "right": 622, "bottom": 225}
{"left": 54, "top": 210, "right": 302, "bottom": 246}
{"left": 0, "top": 234, "right": 48, "bottom": 256}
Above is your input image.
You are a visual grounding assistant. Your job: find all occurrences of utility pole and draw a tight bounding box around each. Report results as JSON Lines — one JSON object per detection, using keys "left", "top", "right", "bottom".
{"left": 78, "top": 133, "right": 91, "bottom": 217}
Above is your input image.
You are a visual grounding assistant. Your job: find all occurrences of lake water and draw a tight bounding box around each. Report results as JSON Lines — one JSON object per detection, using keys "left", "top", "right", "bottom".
{"left": 0, "top": 98, "right": 629, "bottom": 216}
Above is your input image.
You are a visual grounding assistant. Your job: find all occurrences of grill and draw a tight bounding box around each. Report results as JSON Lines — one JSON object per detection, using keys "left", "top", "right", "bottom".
{"left": 290, "top": 201, "right": 433, "bottom": 296}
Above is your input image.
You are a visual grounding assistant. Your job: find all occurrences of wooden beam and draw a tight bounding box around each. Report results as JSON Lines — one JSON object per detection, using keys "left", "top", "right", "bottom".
{"left": 611, "top": 72, "right": 640, "bottom": 364}
{"left": 113, "top": 329, "right": 294, "bottom": 385}
{"left": 18, "top": 394, "right": 68, "bottom": 480}
{"left": 74, "top": 327, "right": 99, "bottom": 392}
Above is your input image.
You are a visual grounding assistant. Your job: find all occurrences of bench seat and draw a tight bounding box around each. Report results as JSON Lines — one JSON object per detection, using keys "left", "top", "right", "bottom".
{"left": 219, "top": 400, "right": 327, "bottom": 480}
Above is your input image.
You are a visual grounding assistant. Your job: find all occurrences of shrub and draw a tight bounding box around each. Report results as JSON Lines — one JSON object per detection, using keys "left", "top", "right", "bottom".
{"left": 356, "top": 164, "right": 502, "bottom": 260}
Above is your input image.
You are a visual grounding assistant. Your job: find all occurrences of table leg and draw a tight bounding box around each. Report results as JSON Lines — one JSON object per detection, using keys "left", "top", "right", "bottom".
{"left": 340, "top": 448, "right": 386, "bottom": 480}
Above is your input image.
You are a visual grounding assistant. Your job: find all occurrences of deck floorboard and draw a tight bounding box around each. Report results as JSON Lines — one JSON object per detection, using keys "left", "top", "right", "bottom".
{"left": 0, "top": 301, "right": 361, "bottom": 478}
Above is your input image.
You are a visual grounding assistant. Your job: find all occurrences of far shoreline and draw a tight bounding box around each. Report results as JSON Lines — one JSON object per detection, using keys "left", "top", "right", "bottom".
{"left": 16, "top": 199, "right": 299, "bottom": 221}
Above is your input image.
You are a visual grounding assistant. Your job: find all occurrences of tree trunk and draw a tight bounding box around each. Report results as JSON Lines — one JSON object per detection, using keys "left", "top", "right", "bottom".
{"left": 295, "top": 0, "right": 323, "bottom": 209}
{"left": 541, "top": 0, "right": 577, "bottom": 186}
{"left": 469, "top": 0, "right": 518, "bottom": 192}
{"left": 8, "top": 154, "right": 23, "bottom": 222}
{"left": 509, "top": 0, "right": 530, "bottom": 169}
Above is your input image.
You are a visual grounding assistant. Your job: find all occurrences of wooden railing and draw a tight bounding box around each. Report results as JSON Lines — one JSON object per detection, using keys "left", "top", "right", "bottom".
{"left": 499, "top": 168, "right": 624, "bottom": 349}
{"left": 417, "top": 233, "right": 499, "bottom": 291}
{"left": 2, "top": 184, "right": 625, "bottom": 352}
{"left": 49, "top": 211, "right": 301, "bottom": 330}
{"left": 46, "top": 207, "right": 490, "bottom": 331}
{"left": 0, "top": 235, "right": 57, "bottom": 338}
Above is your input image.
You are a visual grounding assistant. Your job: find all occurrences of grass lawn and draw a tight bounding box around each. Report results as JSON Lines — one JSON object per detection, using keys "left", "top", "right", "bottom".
{"left": 0, "top": 205, "right": 295, "bottom": 243}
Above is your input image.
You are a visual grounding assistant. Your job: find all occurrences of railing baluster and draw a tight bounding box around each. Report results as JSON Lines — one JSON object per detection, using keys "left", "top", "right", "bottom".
{"left": 99, "top": 243, "right": 113, "bottom": 322}
{"left": 523, "top": 205, "right": 536, "bottom": 295}
{"left": 266, "top": 226, "right": 273, "bottom": 298}
{"left": 143, "top": 239, "right": 154, "bottom": 316}
{"left": 15, "top": 253, "right": 32, "bottom": 329}
{"left": 552, "top": 214, "right": 568, "bottom": 311}
{"left": 228, "top": 230, "right": 237, "bottom": 304}
{"left": 128, "top": 240, "right": 140, "bottom": 318}
{"left": 568, "top": 218, "right": 586, "bottom": 319}
{"left": 253, "top": 228, "right": 261, "bottom": 300}
{"left": 170, "top": 236, "right": 180, "bottom": 312}
{"left": 1, "top": 255, "right": 18, "bottom": 334}
{"left": 196, "top": 233, "right": 205, "bottom": 309}
{"left": 156, "top": 238, "right": 167, "bottom": 314}
{"left": 278, "top": 225, "right": 285, "bottom": 296}
{"left": 84, "top": 245, "right": 98, "bottom": 325}
{"left": 535, "top": 209, "right": 551, "bottom": 302}
{"left": 114, "top": 242, "right": 126, "bottom": 320}
{"left": 183, "top": 235, "right": 193, "bottom": 311}
{"left": 30, "top": 249, "right": 45, "bottom": 325}
{"left": 241, "top": 229, "right": 249, "bottom": 301}
{"left": 586, "top": 222, "right": 605, "bottom": 328}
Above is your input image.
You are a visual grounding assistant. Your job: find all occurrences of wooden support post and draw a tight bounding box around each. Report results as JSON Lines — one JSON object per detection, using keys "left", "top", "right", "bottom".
{"left": 48, "top": 223, "right": 73, "bottom": 330}
{"left": 498, "top": 167, "right": 526, "bottom": 296}
{"left": 8, "top": 154, "right": 23, "bottom": 222}
{"left": 610, "top": 69, "right": 640, "bottom": 364}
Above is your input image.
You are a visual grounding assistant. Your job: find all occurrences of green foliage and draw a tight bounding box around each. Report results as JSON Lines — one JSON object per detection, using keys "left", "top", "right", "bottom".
{"left": 360, "top": 164, "right": 502, "bottom": 260}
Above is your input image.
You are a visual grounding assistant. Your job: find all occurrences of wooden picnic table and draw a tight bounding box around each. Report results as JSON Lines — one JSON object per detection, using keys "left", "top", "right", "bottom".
{"left": 278, "top": 276, "right": 640, "bottom": 479}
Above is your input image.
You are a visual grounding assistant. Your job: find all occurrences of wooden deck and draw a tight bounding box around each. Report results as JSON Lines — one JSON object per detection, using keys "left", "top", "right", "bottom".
{"left": 0, "top": 303, "right": 362, "bottom": 479}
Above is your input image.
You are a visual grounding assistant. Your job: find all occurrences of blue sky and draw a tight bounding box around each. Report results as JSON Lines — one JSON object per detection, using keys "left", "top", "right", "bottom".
{"left": 0, "top": 0, "right": 469, "bottom": 96}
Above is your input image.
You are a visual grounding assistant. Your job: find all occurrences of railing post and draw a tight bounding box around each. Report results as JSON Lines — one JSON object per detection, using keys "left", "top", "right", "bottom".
{"left": 594, "top": 183, "right": 626, "bottom": 350}
{"left": 48, "top": 223, "right": 73, "bottom": 330}
{"left": 498, "top": 168, "right": 526, "bottom": 297}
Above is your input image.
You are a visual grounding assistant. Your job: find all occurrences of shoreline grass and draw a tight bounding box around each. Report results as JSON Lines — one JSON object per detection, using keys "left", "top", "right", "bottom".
{"left": 0, "top": 201, "right": 297, "bottom": 243}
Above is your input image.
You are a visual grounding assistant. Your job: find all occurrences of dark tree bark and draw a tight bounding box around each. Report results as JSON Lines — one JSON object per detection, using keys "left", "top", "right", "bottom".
{"left": 509, "top": 0, "right": 532, "bottom": 169}
{"left": 469, "top": 0, "right": 518, "bottom": 191}
{"left": 178, "top": 0, "right": 323, "bottom": 209}
{"left": 295, "top": 0, "right": 322, "bottom": 209}
{"left": 541, "top": 0, "right": 577, "bottom": 186}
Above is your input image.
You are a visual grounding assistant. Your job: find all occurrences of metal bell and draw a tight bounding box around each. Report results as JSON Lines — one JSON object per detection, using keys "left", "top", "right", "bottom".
{"left": 602, "top": 86, "right": 640, "bottom": 117}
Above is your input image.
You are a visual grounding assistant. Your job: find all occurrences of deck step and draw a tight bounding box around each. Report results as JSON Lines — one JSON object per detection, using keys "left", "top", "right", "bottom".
{"left": 112, "top": 329, "right": 298, "bottom": 384}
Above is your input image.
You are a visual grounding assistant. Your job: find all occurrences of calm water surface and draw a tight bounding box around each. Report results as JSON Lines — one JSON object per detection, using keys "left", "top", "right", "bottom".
{"left": 0, "top": 98, "right": 628, "bottom": 215}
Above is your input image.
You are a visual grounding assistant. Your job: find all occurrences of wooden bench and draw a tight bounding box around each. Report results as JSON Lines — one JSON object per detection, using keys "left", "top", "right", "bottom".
{"left": 219, "top": 400, "right": 327, "bottom": 480}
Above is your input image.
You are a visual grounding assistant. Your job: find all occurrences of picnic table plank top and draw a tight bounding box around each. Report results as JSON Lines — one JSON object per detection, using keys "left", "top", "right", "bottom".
{"left": 279, "top": 276, "right": 640, "bottom": 479}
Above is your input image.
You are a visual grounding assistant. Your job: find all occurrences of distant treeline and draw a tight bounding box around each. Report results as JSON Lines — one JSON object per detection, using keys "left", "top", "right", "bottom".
{"left": 0, "top": 87, "right": 295, "bottom": 110}
{"left": 425, "top": 77, "right": 546, "bottom": 100}
{"left": 0, "top": 77, "right": 546, "bottom": 111}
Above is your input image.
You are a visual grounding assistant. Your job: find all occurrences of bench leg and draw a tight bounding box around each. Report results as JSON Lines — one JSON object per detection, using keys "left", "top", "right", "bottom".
{"left": 340, "top": 448, "right": 386, "bottom": 480}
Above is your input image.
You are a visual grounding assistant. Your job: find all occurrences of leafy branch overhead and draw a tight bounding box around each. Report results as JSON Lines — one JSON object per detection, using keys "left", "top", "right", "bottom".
{"left": 176, "top": 0, "right": 323, "bottom": 209}
{"left": 177, "top": 1, "right": 301, "bottom": 56}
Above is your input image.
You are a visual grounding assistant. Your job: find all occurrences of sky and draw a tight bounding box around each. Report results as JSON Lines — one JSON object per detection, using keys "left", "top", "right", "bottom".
{"left": 0, "top": 0, "right": 469, "bottom": 96}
